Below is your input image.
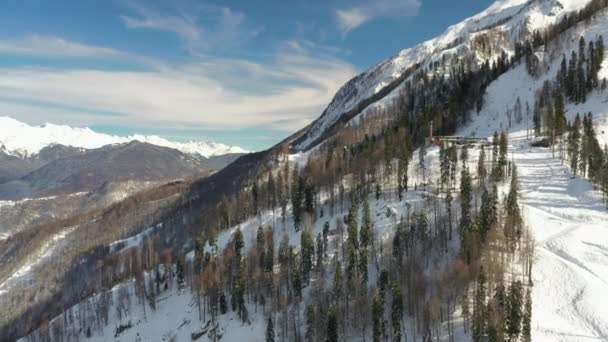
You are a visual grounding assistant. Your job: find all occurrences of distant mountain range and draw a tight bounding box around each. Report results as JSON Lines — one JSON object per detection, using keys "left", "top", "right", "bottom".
{"left": 0, "top": 117, "right": 247, "bottom": 200}
{"left": 0, "top": 116, "right": 248, "bottom": 158}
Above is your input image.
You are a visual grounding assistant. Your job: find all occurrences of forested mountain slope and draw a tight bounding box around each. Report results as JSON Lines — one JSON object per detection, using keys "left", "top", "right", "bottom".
{"left": 6, "top": 0, "right": 608, "bottom": 341}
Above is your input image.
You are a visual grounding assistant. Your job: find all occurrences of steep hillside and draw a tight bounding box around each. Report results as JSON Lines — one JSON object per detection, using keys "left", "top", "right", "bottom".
{"left": 6, "top": 0, "right": 608, "bottom": 341}
{"left": 292, "top": 0, "right": 592, "bottom": 151}
{"left": 454, "top": 9, "right": 608, "bottom": 338}
{"left": 0, "top": 142, "right": 212, "bottom": 200}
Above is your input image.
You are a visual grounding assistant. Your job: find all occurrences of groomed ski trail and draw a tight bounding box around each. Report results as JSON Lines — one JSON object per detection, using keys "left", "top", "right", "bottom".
{"left": 512, "top": 139, "right": 608, "bottom": 342}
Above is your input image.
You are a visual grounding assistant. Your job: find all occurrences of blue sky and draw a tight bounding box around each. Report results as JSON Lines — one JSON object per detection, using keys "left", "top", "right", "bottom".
{"left": 0, "top": 0, "right": 494, "bottom": 150}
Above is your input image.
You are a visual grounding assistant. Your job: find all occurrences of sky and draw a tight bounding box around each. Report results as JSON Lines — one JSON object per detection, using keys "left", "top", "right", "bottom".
{"left": 0, "top": 0, "right": 494, "bottom": 151}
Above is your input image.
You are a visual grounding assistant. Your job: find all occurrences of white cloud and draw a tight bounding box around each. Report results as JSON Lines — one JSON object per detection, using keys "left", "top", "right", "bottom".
{"left": 0, "top": 42, "right": 358, "bottom": 132}
{"left": 120, "top": 0, "right": 260, "bottom": 53}
{"left": 0, "top": 35, "right": 124, "bottom": 58}
{"left": 336, "top": 9, "right": 369, "bottom": 34}
{"left": 335, "top": 0, "right": 421, "bottom": 34}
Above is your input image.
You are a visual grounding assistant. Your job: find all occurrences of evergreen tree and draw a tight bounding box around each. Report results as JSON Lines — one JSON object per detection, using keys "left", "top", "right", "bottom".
{"left": 333, "top": 262, "right": 343, "bottom": 305}
{"left": 449, "top": 144, "right": 459, "bottom": 188}
{"left": 507, "top": 281, "right": 524, "bottom": 341}
{"left": 392, "top": 222, "right": 403, "bottom": 262}
{"left": 323, "top": 222, "right": 330, "bottom": 257}
{"left": 460, "top": 167, "right": 473, "bottom": 237}
{"left": 582, "top": 113, "right": 604, "bottom": 183}
{"left": 398, "top": 144, "right": 412, "bottom": 195}
{"left": 304, "top": 179, "right": 315, "bottom": 216}
{"left": 461, "top": 145, "right": 469, "bottom": 168}
{"left": 487, "top": 283, "right": 508, "bottom": 342}
{"left": 391, "top": 286, "right": 403, "bottom": 342}
{"left": 301, "top": 227, "right": 314, "bottom": 283}
{"left": 568, "top": 114, "right": 582, "bottom": 176}
{"left": 567, "top": 50, "right": 578, "bottom": 102}
{"left": 291, "top": 168, "right": 303, "bottom": 231}
{"left": 360, "top": 200, "right": 373, "bottom": 249}
{"left": 533, "top": 101, "right": 542, "bottom": 136}
{"left": 577, "top": 36, "right": 587, "bottom": 103}
{"left": 359, "top": 244, "right": 369, "bottom": 286}
{"left": 176, "top": 259, "right": 185, "bottom": 291}
{"left": 477, "top": 145, "right": 487, "bottom": 189}
{"left": 419, "top": 140, "right": 427, "bottom": 186}
{"left": 588, "top": 40, "right": 598, "bottom": 90}
{"left": 505, "top": 165, "right": 523, "bottom": 248}
{"left": 235, "top": 263, "right": 248, "bottom": 322}
{"left": 252, "top": 181, "right": 259, "bottom": 215}
{"left": 266, "top": 317, "right": 275, "bottom": 342}
{"left": 522, "top": 288, "right": 532, "bottom": 342}
{"left": 291, "top": 249, "right": 302, "bottom": 298}
{"left": 372, "top": 295, "right": 383, "bottom": 342}
{"left": 234, "top": 228, "right": 244, "bottom": 261}
{"left": 265, "top": 227, "right": 274, "bottom": 273}
{"left": 316, "top": 233, "right": 323, "bottom": 272}
{"left": 305, "top": 305, "right": 316, "bottom": 342}
{"left": 326, "top": 307, "right": 338, "bottom": 342}
{"left": 558, "top": 55, "right": 568, "bottom": 89}
{"left": 552, "top": 92, "right": 566, "bottom": 152}
{"left": 445, "top": 189, "right": 453, "bottom": 240}
{"left": 478, "top": 187, "right": 495, "bottom": 241}
{"left": 472, "top": 267, "right": 487, "bottom": 342}
{"left": 256, "top": 226, "right": 266, "bottom": 269}
{"left": 498, "top": 131, "right": 509, "bottom": 179}
{"left": 346, "top": 203, "right": 359, "bottom": 283}
{"left": 440, "top": 142, "right": 449, "bottom": 190}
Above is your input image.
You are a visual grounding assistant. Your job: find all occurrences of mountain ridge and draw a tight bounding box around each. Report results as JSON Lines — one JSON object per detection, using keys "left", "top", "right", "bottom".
{"left": 291, "top": 0, "right": 591, "bottom": 152}
{"left": 0, "top": 116, "right": 249, "bottom": 159}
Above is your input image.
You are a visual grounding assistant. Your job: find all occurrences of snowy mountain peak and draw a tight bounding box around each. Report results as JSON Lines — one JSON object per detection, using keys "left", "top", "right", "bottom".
{"left": 0, "top": 116, "right": 248, "bottom": 158}
{"left": 292, "top": 0, "right": 592, "bottom": 151}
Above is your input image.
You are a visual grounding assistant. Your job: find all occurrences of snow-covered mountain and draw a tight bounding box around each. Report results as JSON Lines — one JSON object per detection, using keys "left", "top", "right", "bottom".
{"left": 4, "top": 0, "right": 608, "bottom": 341}
{"left": 0, "top": 116, "right": 248, "bottom": 158}
{"left": 292, "top": 0, "right": 591, "bottom": 151}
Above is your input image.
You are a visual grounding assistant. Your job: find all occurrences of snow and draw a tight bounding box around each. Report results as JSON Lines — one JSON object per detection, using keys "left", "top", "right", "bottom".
{"left": 0, "top": 116, "right": 248, "bottom": 158}
{"left": 453, "top": 8, "right": 608, "bottom": 336}
{"left": 0, "top": 225, "right": 77, "bottom": 296}
{"left": 17, "top": 272, "right": 267, "bottom": 342}
{"left": 20, "top": 178, "right": 446, "bottom": 341}
{"left": 461, "top": 9, "right": 608, "bottom": 145}
{"left": 505, "top": 135, "right": 608, "bottom": 341}
{"left": 108, "top": 223, "right": 165, "bottom": 254}
{"left": 294, "top": 0, "right": 593, "bottom": 151}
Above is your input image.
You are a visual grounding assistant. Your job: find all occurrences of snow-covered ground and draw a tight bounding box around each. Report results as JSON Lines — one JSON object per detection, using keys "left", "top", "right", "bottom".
{"left": 510, "top": 135, "right": 608, "bottom": 342}
{"left": 16, "top": 270, "right": 268, "bottom": 342}
{"left": 18, "top": 185, "right": 436, "bottom": 341}
{"left": 457, "top": 33, "right": 608, "bottom": 339}
{"left": 0, "top": 225, "right": 77, "bottom": 296}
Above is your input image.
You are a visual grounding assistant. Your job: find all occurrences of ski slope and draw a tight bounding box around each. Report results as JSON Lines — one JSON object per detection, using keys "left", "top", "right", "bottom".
{"left": 458, "top": 72, "right": 608, "bottom": 342}
{"left": 510, "top": 135, "right": 608, "bottom": 342}
{"left": 458, "top": 58, "right": 608, "bottom": 341}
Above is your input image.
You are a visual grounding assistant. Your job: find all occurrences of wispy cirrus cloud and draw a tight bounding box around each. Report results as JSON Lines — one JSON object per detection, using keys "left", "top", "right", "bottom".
{"left": 0, "top": 34, "right": 124, "bottom": 58}
{"left": 335, "top": 0, "right": 421, "bottom": 35}
{"left": 120, "top": 0, "right": 261, "bottom": 54}
{"left": 0, "top": 1, "right": 364, "bottom": 149}
{"left": 0, "top": 40, "right": 357, "bottom": 132}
